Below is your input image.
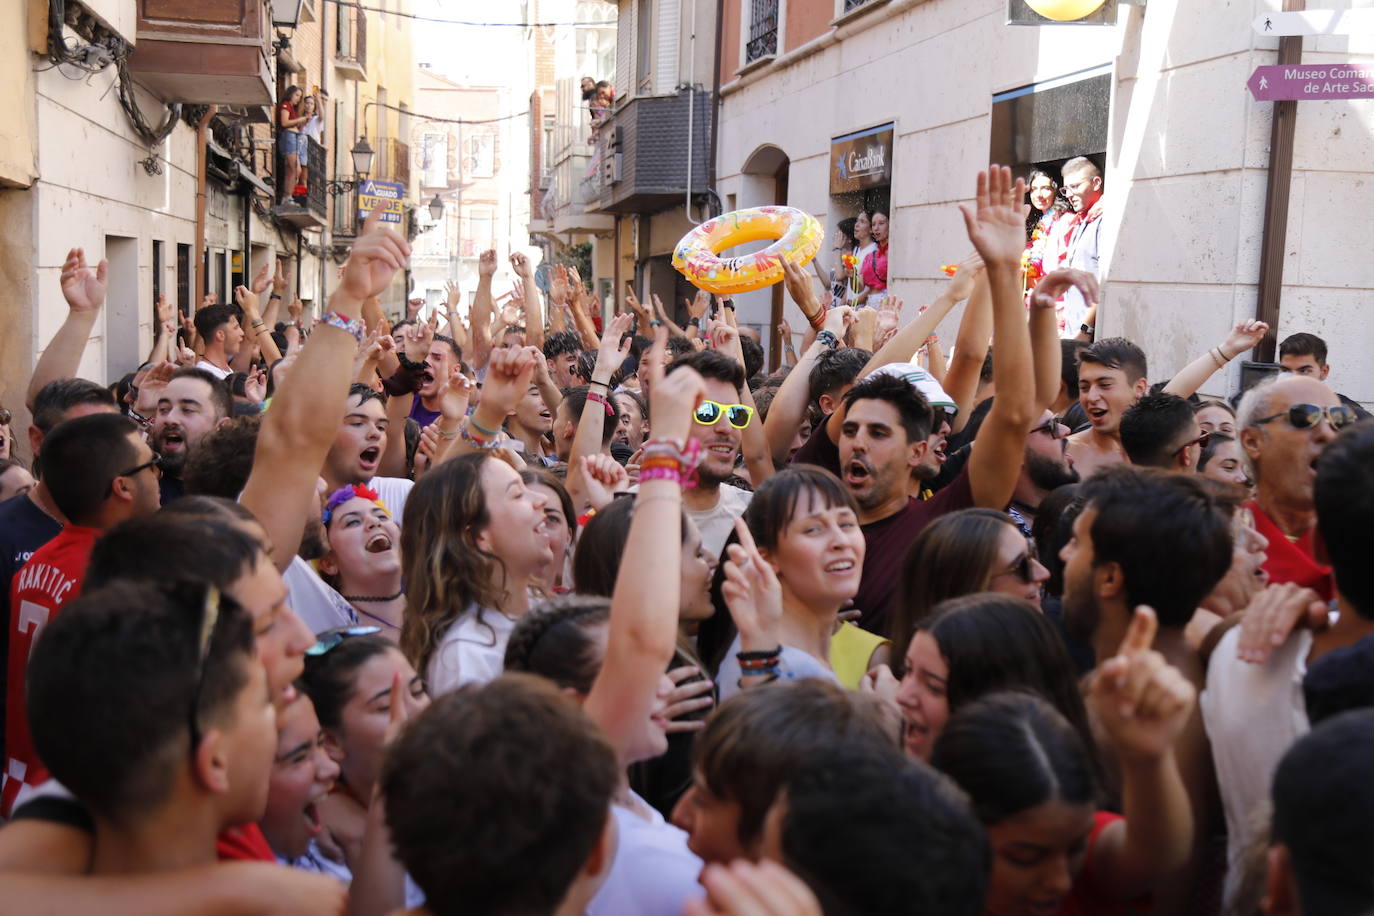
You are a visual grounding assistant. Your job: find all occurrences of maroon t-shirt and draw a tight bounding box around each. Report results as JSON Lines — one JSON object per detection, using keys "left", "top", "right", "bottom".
{"left": 851, "top": 467, "right": 974, "bottom": 639}
{"left": 790, "top": 423, "right": 841, "bottom": 476}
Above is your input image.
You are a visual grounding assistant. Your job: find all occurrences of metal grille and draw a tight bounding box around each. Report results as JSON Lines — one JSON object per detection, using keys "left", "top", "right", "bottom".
{"left": 306, "top": 137, "right": 327, "bottom": 218}
{"left": 745, "top": 0, "right": 778, "bottom": 63}
{"left": 843, "top": 0, "right": 872, "bottom": 12}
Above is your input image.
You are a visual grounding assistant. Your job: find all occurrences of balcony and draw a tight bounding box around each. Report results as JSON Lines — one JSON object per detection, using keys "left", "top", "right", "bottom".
{"left": 334, "top": 6, "right": 367, "bottom": 80}
{"left": 376, "top": 138, "right": 411, "bottom": 186}
{"left": 128, "top": 0, "right": 274, "bottom": 104}
{"left": 274, "top": 136, "right": 328, "bottom": 230}
{"left": 586, "top": 90, "right": 712, "bottom": 215}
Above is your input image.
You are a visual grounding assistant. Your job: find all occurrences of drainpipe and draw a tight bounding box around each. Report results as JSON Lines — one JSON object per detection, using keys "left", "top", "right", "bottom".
{"left": 684, "top": 0, "right": 699, "bottom": 224}
{"left": 194, "top": 105, "right": 218, "bottom": 310}
{"left": 708, "top": 0, "right": 724, "bottom": 218}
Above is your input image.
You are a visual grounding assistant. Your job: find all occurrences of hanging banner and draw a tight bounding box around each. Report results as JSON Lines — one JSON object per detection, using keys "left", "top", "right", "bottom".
{"left": 829, "top": 123, "right": 894, "bottom": 196}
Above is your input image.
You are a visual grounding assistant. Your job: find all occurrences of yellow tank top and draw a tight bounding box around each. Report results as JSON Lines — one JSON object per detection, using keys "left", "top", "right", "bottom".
{"left": 828, "top": 622, "right": 890, "bottom": 690}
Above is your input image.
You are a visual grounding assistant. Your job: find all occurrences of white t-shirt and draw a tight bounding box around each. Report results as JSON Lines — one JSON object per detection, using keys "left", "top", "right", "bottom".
{"left": 195, "top": 359, "right": 232, "bottom": 380}
{"left": 1200, "top": 627, "right": 1312, "bottom": 907}
{"left": 715, "top": 633, "right": 840, "bottom": 702}
{"left": 588, "top": 791, "right": 704, "bottom": 916}
{"left": 284, "top": 555, "right": 357, "bottom": 636}
{"left": 425, "top": 604, "right": 515, "bottom": 697}
{"left": 366, "top": 476, "right": 414, "bottom": 527}
{"left": 685, "top": 484, "right": 753, "bottom": 560}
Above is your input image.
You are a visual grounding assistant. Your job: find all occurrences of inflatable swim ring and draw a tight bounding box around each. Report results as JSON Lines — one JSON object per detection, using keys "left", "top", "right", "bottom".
{"left": 671, "top": 206, "right": 824, "bottom": 296}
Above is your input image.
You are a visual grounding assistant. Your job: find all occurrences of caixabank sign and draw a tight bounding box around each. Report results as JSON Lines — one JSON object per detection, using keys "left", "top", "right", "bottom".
{"left": 829, "top": 124, "right": 894, "bottom": 195}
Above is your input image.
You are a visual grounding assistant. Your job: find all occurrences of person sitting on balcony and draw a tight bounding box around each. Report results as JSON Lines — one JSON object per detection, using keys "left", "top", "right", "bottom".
{"left": 278, "top": 86, "right": 310, "bottom": 206}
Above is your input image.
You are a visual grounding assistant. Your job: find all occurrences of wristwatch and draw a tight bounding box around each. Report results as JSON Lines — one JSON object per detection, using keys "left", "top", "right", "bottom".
{"left": 1080, "top": 323, "right": 1095, "bottom": 336}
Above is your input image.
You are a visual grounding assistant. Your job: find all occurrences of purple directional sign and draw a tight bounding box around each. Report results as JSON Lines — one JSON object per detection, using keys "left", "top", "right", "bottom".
{"left": 1247, "top": 64, "right": 1374, "bottom": 101}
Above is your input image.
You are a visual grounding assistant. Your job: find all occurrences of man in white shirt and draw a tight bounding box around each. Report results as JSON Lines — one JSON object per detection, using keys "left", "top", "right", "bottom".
{"left": 322, "top": 383, "right": 413, "bottom": 525}
{"left": 192, "top": 303, "right": 245, "bottom": 380}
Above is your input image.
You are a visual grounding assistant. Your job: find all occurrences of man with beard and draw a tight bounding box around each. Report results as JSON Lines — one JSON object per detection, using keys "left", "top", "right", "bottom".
{"left": 839, "top": 166, "right": 1036, "bottom": 637}
{"left": 1008, "top": 408, "right": 1080, "bottom": 534}
{"left": 138, "top": 366, "right": 232, "bottom": 504}
{"left": 1058, "top": 466, "right": 1232, "bottom": 913}
{"left": 1120, "top": 393, "right": 1207, "bottom": 472}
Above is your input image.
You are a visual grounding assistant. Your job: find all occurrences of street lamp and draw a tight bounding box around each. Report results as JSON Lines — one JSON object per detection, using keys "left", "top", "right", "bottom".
{"left": 328, "top": 136, "right": 376, "bottom": 197}
{"left": 428, "top": 194, "right": 444, "bottom": 222}
{"left": 1024, "top": 0, "right": 1107, "bottom": 19}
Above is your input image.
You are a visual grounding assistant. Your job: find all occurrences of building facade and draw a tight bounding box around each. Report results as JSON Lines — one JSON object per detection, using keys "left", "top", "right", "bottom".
{"left": 713, "top": 0, "right": 1374, "bottom": 403}
{"left": 0, "top": 0, "right": 418, "bottom": 465}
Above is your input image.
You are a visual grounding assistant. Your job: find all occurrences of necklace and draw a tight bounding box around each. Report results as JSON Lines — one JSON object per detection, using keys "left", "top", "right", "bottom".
{"left": 342, "top": 590, "right": 404, "bottom": 603}
{"left": 341, "top": 591, "right": 404, "bottom": 631}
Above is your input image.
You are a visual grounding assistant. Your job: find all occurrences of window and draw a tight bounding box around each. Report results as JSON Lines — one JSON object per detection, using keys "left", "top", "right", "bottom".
{"left": 465, "top": 133, "right": 495, "bottom": 178}
{"left": 745, "top": 0, "right": 779, "bottom": 63}
{"left": 461, "top": 208, "right": 494, "bottom": 257}
{"left": 542, "top": 115, "right": 556, "bottom": 174}
{"left": 421, "top": 131, "right": 448, "bottom": 187}
{"left": 636, "top": 0, "right": 652, "bottom": 86}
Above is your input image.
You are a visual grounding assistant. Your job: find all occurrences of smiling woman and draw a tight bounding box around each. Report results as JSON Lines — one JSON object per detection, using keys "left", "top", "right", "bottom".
{"left": 318, "top": 486, "right": 405, "bottom": 631}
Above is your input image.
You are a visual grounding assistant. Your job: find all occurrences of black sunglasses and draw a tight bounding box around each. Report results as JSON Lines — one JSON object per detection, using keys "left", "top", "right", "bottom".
{"left": 118, "top": 453, "right": 164, "bottom": 479}
{"left": 998, "top": 542, "right": 1041, "bottom": 584}
{"left": 1173, "top": 430, "right": 1210, "bottom": 459}
{"left": 1029, "top": 417, "right": 1069, "bottom": 440}
{"left": 307, "top": 625, "right": 383, "bottom": 656}
{"left": 1254, "top": 403, "right": 1356, "bottom": 432}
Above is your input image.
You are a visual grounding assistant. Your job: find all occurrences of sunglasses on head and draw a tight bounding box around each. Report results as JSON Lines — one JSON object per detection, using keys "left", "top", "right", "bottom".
{"left": 693, "top": 400, "right": 754, "bottom": 429}
{"left": 1173, "top": 430, "right": 1210, "bottom": 459}
{"left": 1254, "top": 403, "right": 1356, "bottom": 432}
{"left": 306, "top": 625, "right": 383, "bottom": 656}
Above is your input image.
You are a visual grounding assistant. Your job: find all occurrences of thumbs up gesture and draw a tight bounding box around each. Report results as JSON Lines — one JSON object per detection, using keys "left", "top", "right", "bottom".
{"left": 1089, "top": 608, "right": 1196, "bottom": 762}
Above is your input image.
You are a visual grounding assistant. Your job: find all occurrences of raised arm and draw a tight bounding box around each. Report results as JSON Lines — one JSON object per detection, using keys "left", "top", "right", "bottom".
{"left": 234, "top": 286, "right": 283, "bottom": 364}
{"left": 242, "top": 208, "right": 408, "bottom": 571}
{"left": 567, "top": 268, "right": 602, "bottom": 349}
{"left": 1087, "top": 608, "right": 1195, "bottom": 897}
{"left": 470, "top": 250, "right": 497, "bottom": 370}
{"left": 567, "top": 313, "right": 633, "bottom": 472}
{"left": 960, "top": 166, "right": 1035, "bottom": 510}
{"left": 1162, "top": 320, "right": 1269, "bottom": 399}
{"left": 584, "top": 335, "right": 705, "bottom": 759}
{"left": 27, "top": 248, "right": 107, "bottom": 409}
{"left": 1025, "top": 270, "right": 1101, "bottom": 412}
{"left": 510, "top": 252, "right": 544, "bottom": 349}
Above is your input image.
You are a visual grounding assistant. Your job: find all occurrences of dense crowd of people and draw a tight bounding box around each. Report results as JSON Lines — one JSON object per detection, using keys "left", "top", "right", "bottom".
{"left": 0, "top": 164, "right": 1370, "bottom": 916}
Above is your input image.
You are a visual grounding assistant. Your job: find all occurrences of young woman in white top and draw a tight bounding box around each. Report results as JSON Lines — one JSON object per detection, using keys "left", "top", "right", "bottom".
{"left": 504, "top": 330, "right": 711, "bottom": 915}
{"left": 399, "top": 451, "right": 552, "bottom": 696}
{"left": 318, "top": 484, "right": 405, "bottom": 632}
{"left": 715, "top": 466, "right": 869, "bottom": 700}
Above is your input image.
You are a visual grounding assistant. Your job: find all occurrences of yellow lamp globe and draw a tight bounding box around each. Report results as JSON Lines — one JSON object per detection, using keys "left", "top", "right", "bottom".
{"left": 1025, "top": 0, "right": 1108, "bottom": 20}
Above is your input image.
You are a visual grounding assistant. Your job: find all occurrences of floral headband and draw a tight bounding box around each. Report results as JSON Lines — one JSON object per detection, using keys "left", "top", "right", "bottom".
{"left": 322, "top": 484, "right": 390, "bottom": 526}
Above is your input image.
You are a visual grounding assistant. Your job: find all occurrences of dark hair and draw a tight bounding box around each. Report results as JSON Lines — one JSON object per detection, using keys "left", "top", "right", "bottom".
{"left": 1060, "top": 339, "right": 1087, "bottom": 395}
{"left": 347, "top": 382, "right": 387, "bottom": 411}
{"left": 807, "top": 347, "right": 870, "bottom": 407}
{"left": 694, "top": 680, "right": 896, "bottom": 847}
{"left": 743, "top": 466, "right": 858, "bottom": 555}
{"left": 382, "top": 674, "right": 618, "bottom": 916}
{"left": 892, "top": 509, "right": 1021, "bottom": 664}
{"left": 28, "top": 580, "right": 254, "bottom": 819}
{"left": 168, "top": 366, "right": 233, "bottom": 421}
{"left": 31, "top": 378, "right": 117, "bottom": 436}
{"left": 739, "top": 335, "right": 764, "bottom": 382}
{"left": 1271, "top": 708, "right": 1374, "bottom": 916}
{"left": 835, "top": 217, "right": 858, "bottom": 250}
{"left": 1315, "top": 421, "right": 1374, "bottom": 620}
{"left": 664, "top": 336, "right": 697, "bottom": 362}
{"left": 1119, "top": 393, "right": 1198, "bottom": 468}
{"left": 1032, "top": 484, "right": 1083, "bottom": 598}
{"left": 521, "top": 468, "right": 574, "bottom": 539}
{"left": 666, "top": 348, "right": 745, "bottom": 392}
{"left": 86, "top": 509, "right": 264, "bottom": 593}
{"left": 1197, "top": 432, "right": 1243, "bottom": 478}
{"left": 1278, "top": 332, "right": 1328, "bottom": 366}
{"left": 560, "top": 385, "right": 622, "bottom": 447}
{"left": 433, "top": 333, "right": 461, "bottom": 364}
{"left": 614, "top": 388, "right": 647, "bottom": 422}
{"left": 503, "top": 596, "right": 611, "bottom": 695}
{"left": 183, "top": 414, "right": 262, "bottom": 498}
{"left": 1080, "top": 466, "right": 1232, "bottom": 628}
{"left": 841, "top": 372, "right": 934, "bottom": 444}
{"left": 780, "top": 746, "right": 989, "bottom": 916}
{"left": 38, "top": 413, "right": 141, "bottom": 524}
{"left": 193, "top": 303, "right": 238, "bottom": 345}
{"left": 542, "top": 330, "right": 583, "bottom": 362}
{"left": 933, "top": 691, "right": 1097, "bottom": 824}
{"left": 1078, "top": 337, "right": 1147, "bottom": 385}
{"left": 919, "top": 594, "right": 1096, "bottom": 757}
{"left": 299, "top": 633, "right": 396, "bottom": 729}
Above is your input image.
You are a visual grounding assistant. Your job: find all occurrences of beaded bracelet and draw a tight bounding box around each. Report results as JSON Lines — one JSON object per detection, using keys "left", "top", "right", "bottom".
{"left": 459, "top": 421, "right": 498, "bottom": 449}
{"left": 816, "top": 330, "right": 839, "bottom": 350}
{"left": 321, "top": 311, "right": 365, "bottom": 341}
{"left": 737, "top": 646, "right": 783, "bottom": 662}
{"left": 640, "top": 464, "right": 688, "bottom": 486}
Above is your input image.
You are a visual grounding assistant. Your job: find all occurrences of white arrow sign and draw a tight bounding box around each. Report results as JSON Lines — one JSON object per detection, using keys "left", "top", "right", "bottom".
{"left": 1254, "top": 8, "right": 1374, "bottom": 37}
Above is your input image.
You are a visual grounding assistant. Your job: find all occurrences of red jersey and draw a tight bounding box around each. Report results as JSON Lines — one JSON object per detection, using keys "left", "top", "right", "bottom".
{"left": 217, "top": 822, "right": 276, "bottom": 861}
{"left": 3, "top": 525, "right": 99, "bottom": 817}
